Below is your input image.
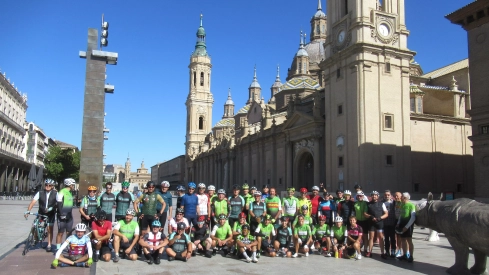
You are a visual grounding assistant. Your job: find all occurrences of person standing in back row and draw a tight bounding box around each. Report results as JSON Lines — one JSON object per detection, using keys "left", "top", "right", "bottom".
{"left": 99, "top": 182, "right": 115, "bottom": 222}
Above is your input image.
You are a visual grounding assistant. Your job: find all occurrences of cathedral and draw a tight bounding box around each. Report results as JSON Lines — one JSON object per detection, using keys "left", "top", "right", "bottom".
{"left": 185, "top": 0, "right": 474, "bottom": 196}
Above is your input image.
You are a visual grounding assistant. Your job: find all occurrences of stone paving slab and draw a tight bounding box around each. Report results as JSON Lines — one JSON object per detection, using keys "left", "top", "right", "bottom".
{"left": 0, "top": 199, "right": 477, "bottom": 275}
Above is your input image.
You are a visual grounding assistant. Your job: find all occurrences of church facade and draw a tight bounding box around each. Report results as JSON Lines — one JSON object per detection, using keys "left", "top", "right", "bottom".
{"left": 185, "top": 0, "right": 474, "bottom": 196}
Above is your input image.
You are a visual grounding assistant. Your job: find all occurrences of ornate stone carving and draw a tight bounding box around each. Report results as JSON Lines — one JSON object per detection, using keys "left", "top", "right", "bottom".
{"left": 295, "top": 139, "right": 315, "bottom": 156}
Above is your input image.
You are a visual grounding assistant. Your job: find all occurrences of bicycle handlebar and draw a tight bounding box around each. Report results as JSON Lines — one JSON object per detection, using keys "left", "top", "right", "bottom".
{"left": 25, "top": 212, "right": 49, "bottom": 220}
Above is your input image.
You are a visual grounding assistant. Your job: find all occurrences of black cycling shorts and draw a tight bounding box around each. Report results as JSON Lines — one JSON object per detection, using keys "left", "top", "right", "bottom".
{"left": 369, "top": 220, "right": 384, "bottom": 231}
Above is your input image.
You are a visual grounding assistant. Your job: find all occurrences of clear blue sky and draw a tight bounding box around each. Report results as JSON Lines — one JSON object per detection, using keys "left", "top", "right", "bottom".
{"left": 0, "top": 0, "right": 472, "bottom": 171}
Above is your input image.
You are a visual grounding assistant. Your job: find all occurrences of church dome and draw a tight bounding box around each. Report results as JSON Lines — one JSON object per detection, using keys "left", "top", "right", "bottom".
{"left": 314, "top": 10, "right": 326, "bottom": 18}
{"left": 304, "top": 39, "right": 325, "bottom": 64}
{"left": 197, "top": 26, "right": 206, "bottom": 36}
{"left": 296, "top": 48, "right": 309, "bottom": 57}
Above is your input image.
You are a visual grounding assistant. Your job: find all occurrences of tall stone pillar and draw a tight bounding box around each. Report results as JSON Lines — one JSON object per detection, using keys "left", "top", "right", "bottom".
{"left": 285, "top": 141, "right": 293, "bottom": 189}
{"left": 0, "top": 165, "right": 6, "bottom": 192}
{"left": 313, "top": 138, "right": 320, "bottom": 186}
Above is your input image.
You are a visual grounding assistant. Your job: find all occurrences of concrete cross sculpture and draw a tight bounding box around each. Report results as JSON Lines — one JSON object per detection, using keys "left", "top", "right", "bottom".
{"left": 415, "top": 192, "right": 489, "bottom": 275}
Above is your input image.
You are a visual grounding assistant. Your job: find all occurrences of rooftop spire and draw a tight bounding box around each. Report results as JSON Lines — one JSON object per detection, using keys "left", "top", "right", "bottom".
{"left": 249, "top": 65, "right": 261, "bottom": 89}
{"left": 200, "top": 13, "right": 203, "bottom": 27}
{"left": 276, "top": 65, "right": 280, "bottom": 81}
{"left": 317, "top": 0, "right": 322, "bottom": 11}
{"left": 192, "top": 13, "right": 208, "bottom": 57}
{"left": 225, "top": 88, "right": 234, "bottom": 105}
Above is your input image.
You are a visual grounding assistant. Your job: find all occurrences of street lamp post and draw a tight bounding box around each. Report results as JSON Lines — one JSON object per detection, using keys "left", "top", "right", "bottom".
{"left": 78, "top": 14, "right": 118, "bottom": 192}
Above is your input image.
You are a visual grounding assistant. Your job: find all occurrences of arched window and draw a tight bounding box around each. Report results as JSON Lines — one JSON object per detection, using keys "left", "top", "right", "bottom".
{"left": 316, "top": 25, "right": 320, "bottom": 34}
{"left": 299, "top": 62, "right": 302, "bottom": 73}
{"left": 193, "top": 72, "right": 196, "bottom": 87}
{"left": 200, "top": 72, "right": 204, "bottom": 86}
{"left": 199, "top": 117, "right": 204, "bottom": 130}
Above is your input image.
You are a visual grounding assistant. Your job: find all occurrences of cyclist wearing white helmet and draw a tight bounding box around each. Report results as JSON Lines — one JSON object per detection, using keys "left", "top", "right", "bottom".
{"left": 338, "top": 190, "right": 354, "bottom": 227}
{"left": 52, "top": 223, "right": 93, "bottom": 268}
{"left": 55, "top": 178, "right": 76, "bottom": 252}
{"left": 25, "top": 178, "right": 57, "bottom": 252}
{"left": 211, "top": 189, "right": 230, "bottom": 229}
{"left": 112, "top": 209, "right": 140, "bottom": 262}
{"left": 181, "top": 182, "right": 199, "bottom": 227}
{"left": 156, "top": 181, "right": 173, "bottom": 231}
{"left": 196, "top": 183, "right": 210, "bottom": 224}
{"left": 330, "top": 216, "right": 348, "bottom": 258}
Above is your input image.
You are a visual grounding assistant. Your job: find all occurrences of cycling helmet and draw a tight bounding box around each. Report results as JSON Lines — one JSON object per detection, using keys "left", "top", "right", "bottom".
{"left": 335, "top": 216, "right": 343, "bottom": 223}
{"left": 121, "top": 181, "right": 130, "bottom": 188}
{"left": 161, "top": 181, "right": 170, "bottom": 188}
{"left": 354, "top": 184, "right": 362, "bottom": 190}
{"left": 232, "top": 184, "right": 240, "bottom": 190}
{"left": 208, "top": 185, "right": 216, "bottom": 191}
{"left": 197, "top": 216, "right": 206, "bottom": 224}
{"left": 312, "top": 186, "right": 320, "bottom": 191}
{"left": 95, "top": 209, "right": 107, "bottom": 220}
{"left": 262, "top": 184, "right": 270, "bottom": 188}
{"left": 75, "top": 223, "right": 87, "bottom": 232}
{"left": 64, "top": 178, "right": 76, "bottom": 186}
{"left": 356, "top": 191, "right": 365, "bottom": 196}
{"left": 177, "top": 185, "right": 185, "bottom": 191}
{"left": 250, "top": 186, "right": 257, "bottom": 191}
{"left": 242, "top": 183, "right": 249, "bottom": 189}
{"left": 217, "top": 189, "right": 226, "bottom": 195}
{"left": 188, "top": 182, "right": 196, "bottom": 189}
{"left": 197, "top": 183, "right": 206, "bottom": 189}
{"left": 88, "top": 186, "right": 98, "bottom": 191}
{"left": 300, "top": 187, "right": 308, "bottom": 193}
{"left": 218, "top": 214, "right": 227, "bottom": 220}
{"left": 176, "top": 208, "right": 185, "bottom": 214}
{"left": 264, "top": 214, "right": 272, "bottom": 220}
{"left": 371, "top": 190, "right": 379, "bottom": 196}
{"left": 254, "top": 191, "right": 262, "bottom": 196}
{"left": 242, "top": 224, "right": 250, "bottom": 230}
{"left": 44, "top": 179, "right": 54, "bottom": 185}
{"left": 344, "top": 190, "right": 352, "bottom": 195}
{"left": 152, "top": 220, "right": 162, "bottom": 227}
{"left": 287, "top": 187, "right": 295, "bottom": 192}
{"left": 177, "top": 222, "right": 186, "bottom": 230}
{"left": 238, "top": 212, "right": 246, "bottom": 219}
{"left": 126, "top": 209, "right": 136, "bottom": 216}
{"left": 319, "top": 215, "right": 327, "bottom": 221}
{"left": 301, "top": 204, "right": 309, "bottom": 210}
{"left": 146, "top": 181, "right": 155, "bottom": 188}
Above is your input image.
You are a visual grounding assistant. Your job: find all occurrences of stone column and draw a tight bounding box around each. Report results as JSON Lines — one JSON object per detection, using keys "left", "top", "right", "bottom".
{"left": 0, "top": 165, "right": 6, "bottom": 192}
{"left": 229, "top": 156, "right": 234, "bottom": 191}
{"left": 285, "top": 141, "right": 293, "bottom": 188}
{"left": 313, "top": 138, "right": 320, "bottom": 186}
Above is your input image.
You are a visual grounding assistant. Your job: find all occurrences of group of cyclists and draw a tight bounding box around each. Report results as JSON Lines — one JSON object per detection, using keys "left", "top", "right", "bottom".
{"left": 25, "top": 178, "right": 417, "bottom": 268}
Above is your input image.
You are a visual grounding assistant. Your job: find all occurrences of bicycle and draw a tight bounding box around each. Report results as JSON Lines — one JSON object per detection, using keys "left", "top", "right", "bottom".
{"left": 23, "top": 212, "right": 49, "bottom": 255}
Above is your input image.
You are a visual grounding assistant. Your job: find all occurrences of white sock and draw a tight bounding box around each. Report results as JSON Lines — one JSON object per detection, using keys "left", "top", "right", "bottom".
{"left": 243, "top": 252, "right": 248, "bottom": 258}
{"left": 252, "top": 251, "right": 256, "bottom": 257}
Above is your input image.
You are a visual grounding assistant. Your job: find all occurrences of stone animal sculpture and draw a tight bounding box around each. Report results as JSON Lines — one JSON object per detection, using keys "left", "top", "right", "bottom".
{"left": 416, "top": 193, "right": 489, "bottom": 275}
{"left": 413, "top": 193, "right": 443, "bottom": 242}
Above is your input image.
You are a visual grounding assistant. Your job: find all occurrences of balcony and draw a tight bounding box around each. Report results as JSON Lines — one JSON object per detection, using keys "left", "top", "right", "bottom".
{"left": 0, "top": 148, "right": 24, "bottom": 161}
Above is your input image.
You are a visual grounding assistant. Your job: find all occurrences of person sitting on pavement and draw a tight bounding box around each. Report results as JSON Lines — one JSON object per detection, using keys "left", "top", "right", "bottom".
{"left": 51, "top": 223, "right": 93, "bottom": 268}
{"left": 366, "top": 190, "right": 389, "bottom": 259}
{"left": 273, "top": 216, "right": 293, "bottom": 258}
{"left": 91, "top": 209, "right": 112, "bottom": 262}
{"left": 112, "top": 209, "right": 139, "bottom": 262}
{"left": 330, "top": 216, "right": 348, "bottom": 258}
{"left": 139, "top": 220, "right": 168, "bottom": 265}
{"left": 248, "top": 191, "right": 266, "bottom": 233}
{"left": 167, "top": 222, "right": 193, "bottom": 262}
{"left": 210, "top": 214, "right": 234, "bottom": 256}
{"left": 169, "top": 208, "right": 190, "bottom": 234}
{"left": 318, "top": 192, "right": 337, "bottom": 226}
{"left": 133, "top": 181, "right": 166, "bottom": 236}
{"left": 282, "top": 187, "right": 299, "bottom": 230}
{"left": 99, "top": 182, "right": 116, "bottom": 222}
{"left": 255, "top": 214, "right": 276, "bottom": 258}
{"left": 306, "top": 186, "right": 323, "bottom": 225}
{"left": 230, "top": 212, "right": 249, "bottom": 256}
{"left": 236, "top": 224, "right": 258, "bottom": 263}
{"left": 312, "top": 215, "right": 331, "bottom": 256}
{"left": 293, "top": 205, "right": 313, "bottom": 229}
{"left": 55, "top": 178, "right": 76, "bottom": 252}
{"left": 297, "top": 188, "right": 312, "bottom": 217}
{"left": 115, "top": 181, "right": 135, "bottom": 222}
{"left": 80, "top": 185, "right": 100, "bottom": 228}
{"left": 292, "top": 214, "right": 313, "bottom": 258}
{"left": 346, "top": 216, "right": 363, "bottom": 260}
{"left": 25, "top": 178, "right": 57, "bottom": 252}
{"left": 190, "top": 215, "right": 213, "bottom": 258}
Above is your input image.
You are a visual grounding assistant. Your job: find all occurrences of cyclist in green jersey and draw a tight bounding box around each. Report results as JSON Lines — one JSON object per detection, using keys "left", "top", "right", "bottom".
{"left": 210, "top": 214, "right": 234, "bottom": 256}
{"left": 212, "top": 189, "right": 230, "bottom": 224}
{"left": 265, "top": 188, "right": 282, "bottom": 227}
{"left": 55, "top": 178, "right": 75, "bottom": 252}
{"left": 330, "top": 216, "right": 348, "bottom": 258}
{"left": 241, "top": 184, "right": 253, "bottom": 216}
{"left": 312, "top": 215, "right": 331, "bottom": 256}
{"left": 236, "top": 224, "right": 258, "bottom": 263}
{"left": 230, "top": 212, "right": 248, "bottom": 256}
{"left": 273, "top": 216, "right": 293, "bottom": 258}
{"left": 255, "top": 214, "right": 276, "bottom": 258}
{"left": 248, "top": 191, "right": 266, "bottom": 232}
{"left": 354, "top": 190, "right": 369, "bottom": 255}
{"left": 80, "top": 185, "right": 100, "bottom": 227}
{"left": 113, "top": 209, "right": 140, "bottom": 262}
{"left": 282, "top": 187, "right": 299, "bottom": 230}
{"left": 396, "top": 192, "right": 416, "bottom": 263}
{"left": 293, "top": 214, "right": 312, "bottom": 258}
{"left": 133, "top": 181, "right": 166, "bottom": 235}
{"left": 167, "top": 222, "right": 193, "bottom": 262}
{"left": 293, "top": 205, "right": 313, "bottom": 229}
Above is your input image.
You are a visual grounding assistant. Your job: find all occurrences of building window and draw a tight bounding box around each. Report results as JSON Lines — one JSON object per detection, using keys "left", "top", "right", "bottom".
{"left": 410, "top": 98, "right": 415, "bottom": 112}
{"left": 193, "top": 72, "right": 196, "bottom": 87}
{"left": 299, "top": 62, "right": 302, "bottom": 73}
{"left": 341, "top": 0, "right": 348, "bottom": 15}
{"left": 386, "top": 155, "right": 393, "bottom": 166}
{"left": 336, "top": 68, "right": 341, "bottom": 78}
{"left": 385, "top": 62, "right": 391, "bottom": 73}
{"left": 338, "top": 156, "right": 343, "bottom": 167}
{"left": 316, "top": 25, "right": 320, "bottom": 35}
{"left": 198, "top": 117, "right": 204, "bottom": 130}
{"left": 200, "top": 72, "right": 204, "bottom": 86}
{"left": 417, "top": 98, "right": 423, "bottom": 113}
{"left": 457, "top": 184, "right": 463, "bottom": 193}
{"left": 383, "top": 114, "right": 394, "bottom": 130}
{"left": 414, "top": 183, "right": 419, "bottom": 192}
{"left": 279, "top": 178, "right": 282, "bottom": 185}
{"left": 268, "top": 179, "right": 270, "bottom": 185}
{"left": 338, "top": 104, "right": 343, "bottom": 115}
{"left": 480, "top": 125, "right": 488, "bottom": 134}
{"left": 253, "top": 179, "right": 256, "bottom": 186}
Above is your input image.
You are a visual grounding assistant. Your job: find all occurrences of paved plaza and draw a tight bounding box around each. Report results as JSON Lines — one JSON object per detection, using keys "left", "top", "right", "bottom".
{"left": 0, "top": 199, "right": 476, "bottom": 275}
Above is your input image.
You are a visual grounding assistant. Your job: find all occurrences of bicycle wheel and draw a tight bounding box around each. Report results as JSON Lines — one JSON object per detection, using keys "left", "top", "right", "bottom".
{"left": 39, "top": 227, "right": 48, "bottom": 248}
{"left": 22, "top": 231, "right": 34, "bottom": 256}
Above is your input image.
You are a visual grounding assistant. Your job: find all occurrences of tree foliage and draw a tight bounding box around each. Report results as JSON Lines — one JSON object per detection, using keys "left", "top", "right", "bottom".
{"left": 45, "top": 146, "right": 80, "bottom": 188}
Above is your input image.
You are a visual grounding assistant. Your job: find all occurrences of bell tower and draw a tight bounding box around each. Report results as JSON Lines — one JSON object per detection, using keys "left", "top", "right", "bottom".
{"left": 321, "top": 0, "right": 414, "bottom": 191}
{"left": 186, "top": 14, "right": 214, "bottom": 159}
